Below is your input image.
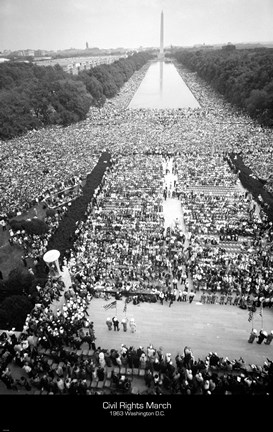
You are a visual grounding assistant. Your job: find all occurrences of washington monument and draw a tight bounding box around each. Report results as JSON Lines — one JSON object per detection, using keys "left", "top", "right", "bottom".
{"left": 159, "top": 10, "right": 164, "bottom": 60}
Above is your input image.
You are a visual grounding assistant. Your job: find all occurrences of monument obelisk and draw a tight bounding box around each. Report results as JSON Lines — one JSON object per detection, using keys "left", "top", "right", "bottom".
{"left": 159, "top": 10, "right": 164, "bottom": 60}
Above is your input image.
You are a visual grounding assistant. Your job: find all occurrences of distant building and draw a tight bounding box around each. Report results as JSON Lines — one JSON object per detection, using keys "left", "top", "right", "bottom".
{"left": 24, "top": 49, "right": 35, "bottom": 57}
{"left": 86, "top": 42, "right": 89, "bottom": 49}
{"left": 34, "top": 49, "right": 46, "bottom": 57}
{"left": 222, "top": 42, "right": 236, "bottom": 51}
{"left": 12, "top": 49, "right": 35, "bottom": 58}
{"left": 194, "top": 43, "right": 214, "bottom": 49}
{"left": 34, "top": 56, "right": 52, "bottom": 62}
{"left": 34, "top": 54, "right": 127, "bottom": 75}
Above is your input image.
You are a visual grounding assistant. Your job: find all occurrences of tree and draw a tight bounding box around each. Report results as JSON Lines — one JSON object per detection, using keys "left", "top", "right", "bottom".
{"left": 90, "top": 64, "right": 118, "bottom": 98}
{"left": 0, "top": 88, "right": 41, "bottom": 140}
{"left": 106, "top": 63, "right": 125, "bottom": 89}
{"left": 50, "top": 79, "right": 92, "bottom": 125}
{"left": 246, "top": 89, "right": 268, "bottom": 116}
{"left": 0, "top": 309, "right": 9, "bottom": 330}
{"left": 77, "top": 72, "right": 105, "bottom": 104}
{"left": 0, "top": 62, "right": 36, "bottom": 90}
{"left": 27, "top": 81, "right": 58, "bottom": 125}
{"left": 5, "top": 268, "right": 35, "bottom": 297}
{"left": 0, "top": 52, "right": 153, "bottom": 138}
{"left": 173, "top": 47, "right": 273, "bottom": 127}
{"left": 0, "top": 295, "right": 34, "bottom": 330}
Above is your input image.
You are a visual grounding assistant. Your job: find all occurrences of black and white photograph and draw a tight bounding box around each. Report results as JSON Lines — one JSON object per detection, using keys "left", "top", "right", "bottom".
{"left": 0, "top": 0, "right": 273, "bottom": 427}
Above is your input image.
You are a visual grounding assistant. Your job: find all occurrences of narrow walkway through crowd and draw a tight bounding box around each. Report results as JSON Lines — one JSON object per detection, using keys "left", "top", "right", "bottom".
{"left": 162, "top": 156, "right": 181, "bottom": 231}
{"left": 50, "top": 266, "right": 72, "bottom": 315}
{"left": 162, "top": 156, "right": 193, "bottom": 292}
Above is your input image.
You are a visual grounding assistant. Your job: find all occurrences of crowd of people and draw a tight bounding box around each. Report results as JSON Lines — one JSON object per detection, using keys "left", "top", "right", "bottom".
{"left": 1, "top": 324, "right": 273, "bottom": 395}
{"left": 1, "top": 59, "right": 273, "bottom": 219}
{"left": 181, "top": 187, "right": 273, "bottom": 301}
{"left": 0, "top": 129, "right": 99, "bottom": 219}
{"left": 1, "top": 58, "right": 273, "bottom": 395}
{"left": 8, "top": 205, "right": 70, "bottom": 262}
{"left": 42, "top": 181, "right": 83, "bottom": 210}
{"left": 0, "top": 273, "right": 98, "bottom": 394}
{"left": 68, "top": 154, "right": 169, "bottom": 292}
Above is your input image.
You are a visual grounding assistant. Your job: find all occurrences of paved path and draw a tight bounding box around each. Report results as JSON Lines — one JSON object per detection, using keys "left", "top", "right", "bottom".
{"left": 162, "top": 157, "right": 192, "bottom": 292}
{"left": 162, "top": 198, "right": 184, "bottom": 231}
{"left": 50, "top": 266, "right": 72, "bottom": 315}
{"left": 88, "top": 297, "right": 273, "bottom": 366}
{"left": 162, "top": 156, "right": 188, "bottom": 238}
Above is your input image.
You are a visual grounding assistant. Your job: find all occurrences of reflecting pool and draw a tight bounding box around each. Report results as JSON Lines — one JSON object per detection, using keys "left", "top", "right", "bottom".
{"left": 128, "top": 61, "right": 201, "bottom": 109}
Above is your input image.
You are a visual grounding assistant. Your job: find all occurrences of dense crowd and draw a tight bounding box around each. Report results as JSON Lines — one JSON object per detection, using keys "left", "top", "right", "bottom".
{"left": 2, "top": 60, "right": 273, "bottom": 217}
{"left": 42, "top": 181, "right": 83, "bottom": 210}
{"left": 68, "top": 155, "right": 169, "bottom": 291}
{"left": 175, "top": 63, "right": 273, "bottom": 194}
{"left": 175, "top": 154, "right": 273, "bottom": 302}
{"left": 0, "top": 274, "right": 98, "bottom": 394}
{"left": 8, "top": 206, "right": 70, "bottom": 261}
{"left": 182, "top": 191, "right": 273, "bottom": 300}
{"left": 1, "top": 58, "right": 273, "bottom": 395}
{"left": 0, "top": 130, "right": 99, "bottom": 218}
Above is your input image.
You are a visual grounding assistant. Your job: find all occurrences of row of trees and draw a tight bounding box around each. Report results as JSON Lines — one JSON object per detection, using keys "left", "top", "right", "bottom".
{"left": 0, "top": 63, "right": 92, "bottom": 140}
{"left": 0, "top": 52, "right": 152, "bottom": 140}
{"left": 78, "top": 52, "right": 152, "bottom": 104}
{"left": 173, "top": 48, "right": 273, "bottom": 127}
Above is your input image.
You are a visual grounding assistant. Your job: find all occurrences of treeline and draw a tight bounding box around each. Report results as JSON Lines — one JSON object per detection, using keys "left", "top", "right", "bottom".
{"left": 173, "top": 48, "right": 273, "bottom": 127}
{"left": 0, "top": 63, "right": 92, "bottom": 139}
{"left": 0, "top": 52, "right": 152, "bottom": 140}
{"left": 78, "top": 51, "right": 152, "bottom": 104}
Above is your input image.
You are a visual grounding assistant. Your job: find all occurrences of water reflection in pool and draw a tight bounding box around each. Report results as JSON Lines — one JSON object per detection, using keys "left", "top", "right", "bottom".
{"left": 128, "top": 61, "right": 201, "bottom": 110}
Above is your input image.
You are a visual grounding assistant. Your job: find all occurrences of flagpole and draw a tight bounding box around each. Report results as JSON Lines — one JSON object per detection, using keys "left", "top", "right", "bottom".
{"left": 102, "top": 299, "right": 118, "bottom": 313}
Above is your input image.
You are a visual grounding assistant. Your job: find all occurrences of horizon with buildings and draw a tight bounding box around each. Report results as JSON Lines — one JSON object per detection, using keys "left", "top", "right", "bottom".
{"left": 2, "top": 39, "right": 273, "bottom": 60}
{"left": 1, "top": 0, "right": 273, "bottom": 54}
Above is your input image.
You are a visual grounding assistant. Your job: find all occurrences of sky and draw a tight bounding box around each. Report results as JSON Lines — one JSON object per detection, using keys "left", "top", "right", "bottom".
{"left": 0, "top": 0, "right": 273, "bottom": 51}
